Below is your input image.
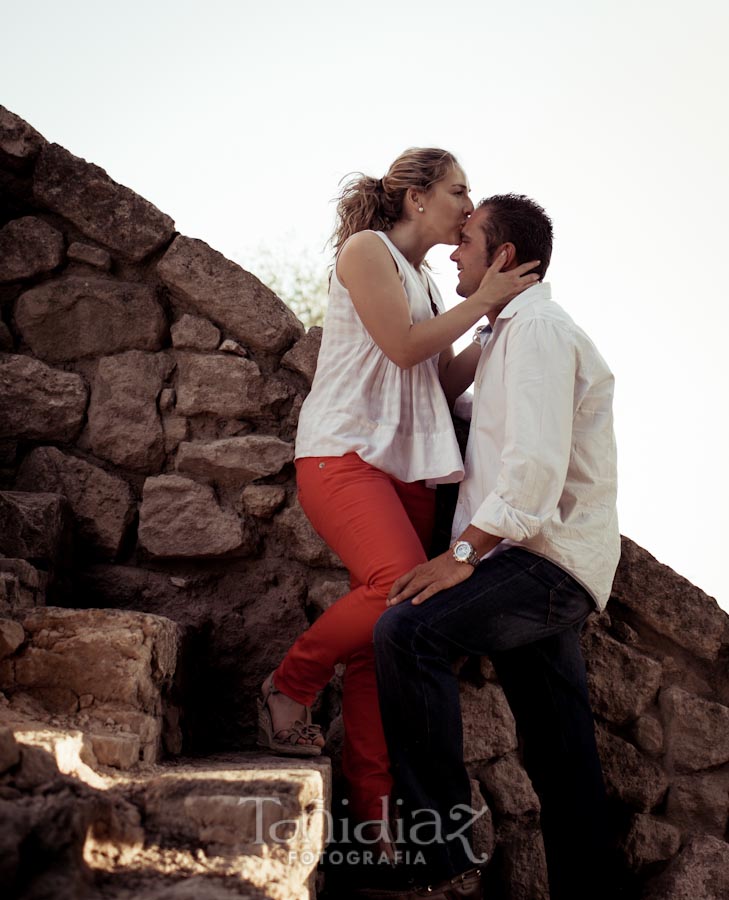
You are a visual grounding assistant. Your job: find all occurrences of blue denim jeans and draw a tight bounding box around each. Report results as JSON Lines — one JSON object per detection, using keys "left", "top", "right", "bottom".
{"left": 373, "top": 547, "right": 610, "bottom": 900}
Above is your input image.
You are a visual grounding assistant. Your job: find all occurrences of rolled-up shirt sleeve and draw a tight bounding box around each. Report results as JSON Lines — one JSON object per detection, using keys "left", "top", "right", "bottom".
{"left": 470, "top": 318, "right": 576, "bottom": 541}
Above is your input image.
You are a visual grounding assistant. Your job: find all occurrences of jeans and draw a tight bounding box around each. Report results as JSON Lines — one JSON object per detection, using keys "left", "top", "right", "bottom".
{"left": 374, "top": 547, "right": 610, "bottom": 900}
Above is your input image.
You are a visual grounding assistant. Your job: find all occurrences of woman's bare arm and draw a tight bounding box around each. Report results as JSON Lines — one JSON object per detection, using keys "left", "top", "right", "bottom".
{"left": 337, "top": 232, "right": 537, "bottom": 370}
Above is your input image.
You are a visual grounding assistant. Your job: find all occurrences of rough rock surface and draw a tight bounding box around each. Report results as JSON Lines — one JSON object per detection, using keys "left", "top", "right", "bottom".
{"left": 281, "top": 326, "right": 322, "bottom": 384}
{"left": 0, "top": 558, "right": 47, "bottom": 614}
{"left": 643, "top": 834, "right": 729, "bottom": 900}
{"left": 0, "top": 353, "right": 88, "bottom": 441}
{"left": 462, "top": 680, "right": 519, "bottom": 764}
{"left": 0, "top": 216, "right": 64, "bottom": 282}
{"left": 0, "top": 618, "right": 25, "bottom": 659}
{"left": 16, "top": 446, "right": 136, "bottom": 558}
{"left": 240, "top": 485, "right": 287, "bottom": 518}
{"left": 0, "top": 104, "right": 45, "bottom": 164}
{"left": 612, "top": 537, "right": 728, "bottom": 661}
{"left": 660, "top": 685, "right": 729, "bottom": 772}
{"left": 33, "top": 142, "right": 175, "bottom": 261}
{"left": 67, "top": 241, "right": 112, "bottom": 270}
{"left": 87, "top": 350, "right": 173, "bottom": 472}
{"left": 2, "top": 606, "right": 179, "bottom": 762}
{"left": 175, "top": 352, "right": 267, "bottom": 418}
{"left": 176, "top": 436, "right": 294, "bottom": 484}
{"left": 273, "top": 503, "right": 341, "bottom": 567}
{"left": 138, "top": 475, "right": 245, "bottom": 558}
{"left": 596, "top": 726, "right": 669, "bottom": 811}
{"left": 171, "top": 313, "right": 221, "bottom": 350}
{"left": 15, "top": 275, "right": 167, "bottom": 362}
{"left": 158, "top": 235, "right": 303, "bottom": 353}
{"left": 0, "top": 490, "right": 70, "bottom": 564}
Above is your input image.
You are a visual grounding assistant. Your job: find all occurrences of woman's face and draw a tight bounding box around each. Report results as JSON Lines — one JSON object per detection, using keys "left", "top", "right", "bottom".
{"left": 422, "top": 165, "right": 474, "bottom": 244}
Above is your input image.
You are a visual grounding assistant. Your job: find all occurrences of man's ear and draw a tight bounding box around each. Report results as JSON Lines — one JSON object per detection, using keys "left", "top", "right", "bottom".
{"left": 495, "top": 242, "right": 517, "bottom": 269}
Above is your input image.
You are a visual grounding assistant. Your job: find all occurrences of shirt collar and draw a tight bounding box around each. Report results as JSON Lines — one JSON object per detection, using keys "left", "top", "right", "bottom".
{"left": 496, "top": 281, "right": 551, "bottom": 321}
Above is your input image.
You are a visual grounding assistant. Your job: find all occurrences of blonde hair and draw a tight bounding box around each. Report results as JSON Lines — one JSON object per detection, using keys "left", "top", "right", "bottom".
{"left": 331, "top": 147, "right": 459, "bottom": 255}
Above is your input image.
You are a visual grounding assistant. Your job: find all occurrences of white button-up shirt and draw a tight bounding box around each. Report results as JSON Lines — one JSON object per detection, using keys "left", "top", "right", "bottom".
{"left": 451, "top": 282, "right": 620, "bottom": 610}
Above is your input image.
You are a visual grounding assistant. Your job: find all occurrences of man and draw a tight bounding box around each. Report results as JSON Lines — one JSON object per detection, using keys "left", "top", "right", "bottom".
{"left": 373, "top": 194, "right": 620, "bottom": 900}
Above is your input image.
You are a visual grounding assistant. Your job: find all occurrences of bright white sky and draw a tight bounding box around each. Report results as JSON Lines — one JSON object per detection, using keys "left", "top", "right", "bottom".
{"left": 3, "top": 0, "right": 728, "bottom": 609}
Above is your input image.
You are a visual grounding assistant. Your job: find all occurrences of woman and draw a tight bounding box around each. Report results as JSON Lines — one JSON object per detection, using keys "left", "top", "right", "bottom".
{"left": 258, "top": 148, "right": 538, "bottom": 829}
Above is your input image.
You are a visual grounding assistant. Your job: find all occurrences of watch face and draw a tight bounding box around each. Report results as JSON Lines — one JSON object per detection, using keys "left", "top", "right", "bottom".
{"left": 454, "top": 542, "right": 470, "bottom": 561}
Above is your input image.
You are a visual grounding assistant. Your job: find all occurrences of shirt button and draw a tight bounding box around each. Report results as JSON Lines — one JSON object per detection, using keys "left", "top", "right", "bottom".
{"left": 318, "top": 462, "right": 325, "bottom": 469}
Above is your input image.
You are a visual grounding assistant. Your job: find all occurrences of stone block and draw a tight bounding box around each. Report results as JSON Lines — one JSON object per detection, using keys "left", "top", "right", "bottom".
{"left": 175, "top": 352, "right": 266, "bottom": 418}
{"left": 582, "top": 628, "right": 662, "bottom": 725}
{"left": 612, "top": 537, "right": 728, "bottom": 661}
{"left": 33, "top": 142, "right": 175, "bottom": 261}
{"left": 239, "top": 485, "right": 286, "bottom": 519}
{"left": 218, "top": 338, "right": 247, "bottom": 356}
{"left": 176, "top": 436, "right": 294, "bottom": 484}
{"left": 461, "top": 681, "right": 518, "bottom": 764}
{"left": 272, "top": 502, "right": 341, "bottom": 568}
{"left": 90, "top": 732, "right": 140, "bottom": 770}
{"left": 12, "top": 607, "right": 179, "bottom": 761}
{"left": 139, "top": 475, "right": 244, "bottom": 558}
{"left": 87, "top": 350, "right": 173, "bottom": 473}
{"left": 0, "top": 105, "right": 45, "bottom": 165}
{"left": 0, "top": 353, "right": 87, "bottom": 442}
{"left": 171, "top": 313, "right": 220, "bottom": 350}
{"left": 0, "top": 217, "right": 64, "bottom": 282}
{"left": 632, "top": 714, "right": 664, "bottom": 756}
{"left": 163, "top": 415, "right": 189, "bottom": 453}
{"left": 596, "top": 726, "right": 668, "bottom": 811}
{"left": 476, "top": 751, "right": 540, "bottom": 817}
{"left": 0, "top": 619, "right": 25, "bottom": 660}
{"left": 620, "top": 813, "right": 681, "bottom": 871}
{"left": 665, "top": 771, "right": 729, "bottom": 836}
{"left": 0, "top": 491, "right": 70, "bottom": 565}
{"left": 158, "top": 235, "right": 303, "bottom": 353}
{"left": 491, "top": 820, "right": 549, "bottom": 900}
{"left": 0, "top": 725, "right": 20, "bottom": 773}
{"left": 660, "top": 685, "right": 729, "bottom": 772}
{"left": 0, "top": 559, "right": 47, "bottom": 613}
{"left": 643, "top": 834, "right": 729, "bottom": 900}
{"left": 305, "top": 577, "right": 349, "bottom": 618}
{"left": 15, "top": 276, "right": 167, "bottom": 362}
{"left": 16, "top": 446, "right": 135, "bottom": 558}
{"left": 67, "top": 241, "right": 112, "bottom": 270}
{"left": 141, "top": 754, "right": 330, "bottom": 897}
{"left": 280, "top": 326, "right": 322, "bottom": 384}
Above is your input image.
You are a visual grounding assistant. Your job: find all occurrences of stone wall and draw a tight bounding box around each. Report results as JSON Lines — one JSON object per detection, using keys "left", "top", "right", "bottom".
{"left": 2, "top": 105, "right": 729, "bottom": 899}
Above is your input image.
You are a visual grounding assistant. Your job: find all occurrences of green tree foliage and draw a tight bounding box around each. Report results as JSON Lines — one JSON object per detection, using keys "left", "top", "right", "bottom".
{"left": 239, "top": 246, "right": 328, "bottom": 329}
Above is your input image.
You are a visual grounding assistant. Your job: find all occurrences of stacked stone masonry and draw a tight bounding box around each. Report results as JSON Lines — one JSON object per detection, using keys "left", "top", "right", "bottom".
{"left": 1, "top": 104, "right": 729, "bottom": 899}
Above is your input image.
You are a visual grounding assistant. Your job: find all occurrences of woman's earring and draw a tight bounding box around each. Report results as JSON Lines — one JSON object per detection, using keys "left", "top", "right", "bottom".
{"left": 418, "top": 206, "right": 424, "bottom": 213}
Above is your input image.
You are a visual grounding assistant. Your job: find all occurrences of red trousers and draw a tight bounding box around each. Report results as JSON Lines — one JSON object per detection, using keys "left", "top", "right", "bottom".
{"left": 274, "top": 454, "right": 435, "bottom": 822}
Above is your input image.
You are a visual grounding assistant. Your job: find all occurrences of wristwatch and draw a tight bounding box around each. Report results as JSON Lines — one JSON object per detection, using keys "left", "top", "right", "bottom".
{"left": 451, "top": 540, "right": 481, "bottom": 567}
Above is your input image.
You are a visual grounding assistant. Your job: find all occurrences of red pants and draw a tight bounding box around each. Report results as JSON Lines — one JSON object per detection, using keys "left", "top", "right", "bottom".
{"left": 274, "top": 454, "right": 435, "bottom": 822}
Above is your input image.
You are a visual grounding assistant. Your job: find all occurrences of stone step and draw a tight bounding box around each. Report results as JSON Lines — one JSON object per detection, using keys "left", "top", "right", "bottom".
{"left": 97, "top": 753, "right": 331, "bottom": 900}
{"left": 1, "top": 722, "right": 331, "bottom": 900}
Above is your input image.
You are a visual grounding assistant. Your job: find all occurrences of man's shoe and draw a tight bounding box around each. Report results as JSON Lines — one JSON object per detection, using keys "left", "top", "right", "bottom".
{"left": 351, "top": 867, "right": 482, "bottom": 900}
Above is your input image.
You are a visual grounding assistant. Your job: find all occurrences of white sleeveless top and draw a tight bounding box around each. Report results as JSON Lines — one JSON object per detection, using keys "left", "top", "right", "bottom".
{"left": 294, "top": 231, "right": 464, "bottom": 485}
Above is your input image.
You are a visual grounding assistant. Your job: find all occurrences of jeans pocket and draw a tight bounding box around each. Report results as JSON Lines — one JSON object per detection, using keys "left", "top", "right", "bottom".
{"left": 548, "top": 579, "right": 593, "bottom": 629}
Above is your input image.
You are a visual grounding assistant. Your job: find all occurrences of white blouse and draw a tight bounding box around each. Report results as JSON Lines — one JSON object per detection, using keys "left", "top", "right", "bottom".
{"left": 294, "top": 231, "right": 464, "bottom": 485}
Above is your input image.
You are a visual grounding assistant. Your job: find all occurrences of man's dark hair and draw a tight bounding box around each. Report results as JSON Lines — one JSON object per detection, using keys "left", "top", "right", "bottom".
{"left": 478, "top": 194, "right": 553, "bottom": 280}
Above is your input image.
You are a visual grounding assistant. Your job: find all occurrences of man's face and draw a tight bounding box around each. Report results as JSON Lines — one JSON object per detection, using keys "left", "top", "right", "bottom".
{"left": 450, "top": 206, "right": 493, "bottom": 297}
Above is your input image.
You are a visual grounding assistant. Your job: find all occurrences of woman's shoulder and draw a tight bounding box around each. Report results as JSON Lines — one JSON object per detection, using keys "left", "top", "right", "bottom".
{"left": 337, "top": 230, "right": 399, "bottom": 284}
{"left": 339, "top": 229, "right": 390, "bottom": 258}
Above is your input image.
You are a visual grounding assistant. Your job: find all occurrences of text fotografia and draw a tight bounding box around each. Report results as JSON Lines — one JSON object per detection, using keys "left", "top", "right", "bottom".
{"left": 244, "top": 795, "right": 489, "bottom": 866}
